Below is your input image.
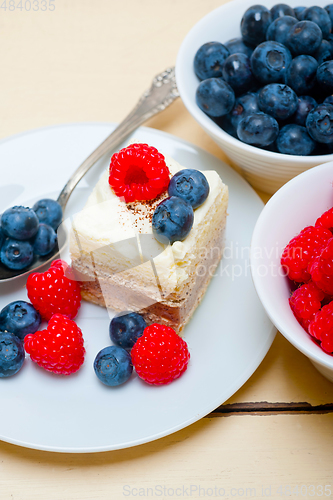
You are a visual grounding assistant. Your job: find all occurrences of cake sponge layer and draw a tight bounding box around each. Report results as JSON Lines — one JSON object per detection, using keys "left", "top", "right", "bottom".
{"left": 74, "top": 221, "right": 225, "bottom": 333}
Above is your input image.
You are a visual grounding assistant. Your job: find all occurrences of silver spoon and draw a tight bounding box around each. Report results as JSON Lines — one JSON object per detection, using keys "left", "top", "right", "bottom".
{"left": 0, "top": 67, "right": 179, "bottom": 282}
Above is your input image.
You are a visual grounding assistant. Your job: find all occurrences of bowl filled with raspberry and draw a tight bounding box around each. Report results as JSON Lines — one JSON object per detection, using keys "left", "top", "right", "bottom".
{"left": 251, "top": 160, "right": 333, "bottom": 382}
{"left": 176, "top": 0, "right": 333, "bottom": 194}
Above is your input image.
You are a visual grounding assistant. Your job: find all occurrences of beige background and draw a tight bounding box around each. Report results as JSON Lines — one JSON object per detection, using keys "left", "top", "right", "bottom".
{"left": 0, "top": 0, "right": 333, "bottom": 498}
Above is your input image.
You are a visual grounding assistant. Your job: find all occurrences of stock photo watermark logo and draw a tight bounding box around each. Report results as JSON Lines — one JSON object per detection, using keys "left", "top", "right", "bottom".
{"left": 122, "top": 484, "right": 255, "bottom": 498}
{"left": 57, "top": 198, "right": 287, "bottom": 317}
{"left": 197, "top": 241, "right": 287, "bottom": 281}
{"left": 0, "top": 0, "right": 55, "bottom": 11}
{"left": 122, "top": 483, "right": 332, "bottom": 497}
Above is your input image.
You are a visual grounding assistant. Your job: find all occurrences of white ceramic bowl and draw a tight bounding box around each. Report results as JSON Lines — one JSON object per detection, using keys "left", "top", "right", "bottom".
{"left": 175, "top": 0, "right": 333, "bottom": 194}
{"left": 251, "top": 161, "right": 333, "bottom": 382}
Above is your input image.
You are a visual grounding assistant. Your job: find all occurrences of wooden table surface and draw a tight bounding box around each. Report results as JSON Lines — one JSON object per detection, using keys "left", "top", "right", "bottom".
{"left": 0, "top": 0, "right": 333, "bottom": 498}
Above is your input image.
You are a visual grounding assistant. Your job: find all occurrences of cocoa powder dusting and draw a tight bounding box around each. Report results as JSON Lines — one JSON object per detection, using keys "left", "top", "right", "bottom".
{"left": 126, "top": 190, "right": 168, "bottom": 231}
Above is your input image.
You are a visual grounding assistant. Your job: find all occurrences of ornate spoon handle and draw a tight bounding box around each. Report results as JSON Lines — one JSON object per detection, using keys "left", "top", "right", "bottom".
{"left": 57, "top": 67, "right": 179, "bottom": 211}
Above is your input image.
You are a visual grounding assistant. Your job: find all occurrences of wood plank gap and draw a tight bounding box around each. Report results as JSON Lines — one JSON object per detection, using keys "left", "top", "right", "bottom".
{"left": 208, "top": 401, "right": 333, "bottom": 417}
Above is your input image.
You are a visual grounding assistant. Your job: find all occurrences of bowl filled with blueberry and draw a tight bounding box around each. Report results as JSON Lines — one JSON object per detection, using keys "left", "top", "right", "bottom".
{"left": 176, "top": 0, "right": 333, "bottom": 194}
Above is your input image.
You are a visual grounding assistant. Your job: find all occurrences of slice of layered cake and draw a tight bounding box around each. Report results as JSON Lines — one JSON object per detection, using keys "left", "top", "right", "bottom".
{"left": 70, "top": 143, "right": 228, "bottom": 333}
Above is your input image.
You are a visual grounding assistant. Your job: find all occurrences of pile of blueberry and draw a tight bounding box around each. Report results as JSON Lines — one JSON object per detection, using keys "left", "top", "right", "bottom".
{"left": 195, "top": 4, "right": 333, "bottom": 155}
{"left": 94, "top": 311, "right": 146, "bottom": 386}
{"left": 0, "top": 300, "right": 41, "bottom": 377}
{"left": 0, "top": 199, "right": 62, "bottom": 271}
{"left": 152, "top": 169, "right": 209, "bottom": 244}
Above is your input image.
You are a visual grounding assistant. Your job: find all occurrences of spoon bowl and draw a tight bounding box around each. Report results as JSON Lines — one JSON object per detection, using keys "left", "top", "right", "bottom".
{"left": 0, "top": 224, "right": 68, "bottom": 282}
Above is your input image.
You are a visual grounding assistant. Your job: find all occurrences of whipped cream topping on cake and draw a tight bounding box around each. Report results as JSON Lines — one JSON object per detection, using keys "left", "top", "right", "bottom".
{"left": 70, "top": 152, "right": 227, "bottom": 292}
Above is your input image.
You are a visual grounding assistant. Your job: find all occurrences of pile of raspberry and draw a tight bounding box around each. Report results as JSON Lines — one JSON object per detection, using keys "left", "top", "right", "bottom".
{"left": 281, "top": 207, "right": 333, "bottom": 354}
{"left": 25, "top": 259, "right": 85, "bottom": 375}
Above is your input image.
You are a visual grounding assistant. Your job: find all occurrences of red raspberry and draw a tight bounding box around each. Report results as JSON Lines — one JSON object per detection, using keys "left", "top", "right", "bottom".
{"left": 289, "top": 281, "right": 325, "bottom": 331}
{"left": 50, "top": 259, "right": 68, "bottom": 273}
{"left": 131, "top": 323, "right": 190, "bottom": 385}
{"left": 309, "top": 237, "right": 333, "bottom": 294}
{"left": 281, "top": 226, "right": 332, "bottom": 282}
{"left": 308, "top": 302, "right": 333, "bottom": 354}
{"left": 316, "top": 207, "right": 333, "bottom": 232}
{"left": 109, "top": 143, "right": 170, "bottom": 203}
{"left": 26, "top": 260, "right": 81, "bottom": 320}
{"left": 24, "top": 314, "right": 85, "bottom": 374}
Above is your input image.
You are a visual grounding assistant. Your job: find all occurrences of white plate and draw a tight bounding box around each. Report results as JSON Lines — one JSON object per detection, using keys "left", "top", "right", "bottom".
{"left": 0, "top": 123, "right": 276, "bottom": 453}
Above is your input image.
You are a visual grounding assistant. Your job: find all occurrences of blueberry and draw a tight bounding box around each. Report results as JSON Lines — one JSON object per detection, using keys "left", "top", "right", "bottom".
{"left": 196, "top": 78, "right": 235, "bottom": 117}
{"left": 241, "top": 5, "right": 272, "bottom": 47}
{"left": 32, "top": 223, "right": 57, "bottom": 256}
{"left": 0, "top": 225, "right": 4, "bottom": 250}
{"left": 286, "top": 20, "right": 323, "bottom": 55}
{"left": 152, "top": 196, "right": 194, "bottom": 245}
{"left": 314, "top": 40, "right": 333, "bottom": 65}
{"left": 258, "top": 83, "right": 298, "bottom": 120}
{"left": 325, "top": 4, "right": 333, "bottom": 26}
{"left": 294, "top": 96, "right": 317, "bottom": 126}
{"left": 266, "top": 16, "right": 298, "bottom": 45}
{"left": 324, "top": 95, "right": 333, "bottom": 104}
{"left": 229, "top": 91, "right": 260, "bottom": 128}
{"left": 271, "top": 4, "right": 295, "bottom": 20}
{"left": 237, "top": 112, "right": 279, "bottom": 146}
{"left": 32, "top": 199, "right": 63, "bottom": 230}
{"left": 294, "top": 6, "right": 306, "bottom": 20}
{"left": 224, "top": 37, "right": 253, "bottom": 58}
{"left": 109, "top": 312, "right": 146, "bottom": 350}
{"left": 0, "top": 238, "right": 34, "bottom": 270}
{"left": 306, "top": 103, "right": 333, "bottom": 143}
{"left": 276, "top": 124, "right": 315, "bottom": 155}
{"left": 193, "top": 42, "right": 230, "bottom": 81}
{"left": 0, "top": 301, "right": 41, "bottom": 340}
{"left": 317, "top": 60, "right": 333, "bottom": 93}
{"left": 0, "top": 332, "right": 24, "bottom": 377}
{"left": 1, "top": 206, "right": 39, "bottom": 241}
{"left": 168, "top": 169, "right": 209, "bottom": 209}
{"left": 285, "top": 55, "right": 318, "bottom": 95}
{"left": 302, "top": 6, "right": 332, "bottom": 39}
{"left": 94, "top": 346, "right": 133, "bottom": 387}
{"left": 221, "top": 53, "right": 255, "bottom": 96}
{"left": 251, "top": 41, "right": 292, "bottom": 84}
